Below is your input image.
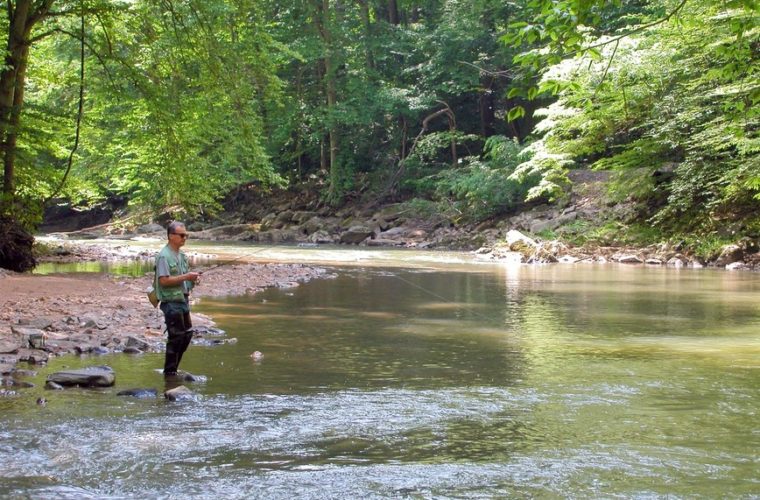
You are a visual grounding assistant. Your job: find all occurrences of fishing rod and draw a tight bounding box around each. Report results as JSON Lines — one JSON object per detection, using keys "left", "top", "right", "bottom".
{"left": 198, "top": 254, "right": 248, "bottom": 274}
{"left": 197, "top": 245, "right": 274, "bottom": 274}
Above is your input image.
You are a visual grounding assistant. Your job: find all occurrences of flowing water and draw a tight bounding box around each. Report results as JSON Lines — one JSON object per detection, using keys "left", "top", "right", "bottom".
{"left": 2, "top": 246, "right": 759, "bottom": 498}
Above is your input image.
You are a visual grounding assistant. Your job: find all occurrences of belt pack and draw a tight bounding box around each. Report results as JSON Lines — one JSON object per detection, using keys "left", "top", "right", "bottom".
{"left": 145, "top": 286, "right": 159, "bottom": 308}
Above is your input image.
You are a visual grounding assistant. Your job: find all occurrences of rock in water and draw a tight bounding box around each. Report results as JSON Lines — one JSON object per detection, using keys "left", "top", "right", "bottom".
{"left": 174, "top": 371, "right": 207, "bottom": 383}
{"left": 46, "top": 365, "right": 115, "bottom": 387}
{"left": 117, "top": 388, "right": 158, "bottom": 399}
{"left": 164, "top": 385, "right": 196, "bottom": 401}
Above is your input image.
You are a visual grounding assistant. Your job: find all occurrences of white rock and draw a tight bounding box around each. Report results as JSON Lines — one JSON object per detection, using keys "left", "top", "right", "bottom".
{"left": 667, "top": 257, "right": 685, "bottom": 268}
{"left": 725, "top": 261, "right": 749, "bottom": 271}
{"left": 617, "top": 254, "right": 643, "bottom": 264}
{"left": 505, "top": 230, "right": 536, "bottom": 249}
{"left": 558, "top": 255, "right": 579, "bottom": 264}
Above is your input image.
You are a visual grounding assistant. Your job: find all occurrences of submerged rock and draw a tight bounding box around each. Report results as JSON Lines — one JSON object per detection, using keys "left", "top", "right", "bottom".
{"left": 164, "top": 385, "right": 196, "bottom": 401}
{"left": 1, "top": 377, "right": 34, "bottom": 388}
{"left": 176, "top": 371, "right": 207, "bottom": 383}
{"left": 47, "top": 365, "right": 115, "bottom": 387}
{"left": 117, "top": 388, "right": 158, "bottom": 398}
{"left": 190, "top": 326, "right": 226, "bottom": 337}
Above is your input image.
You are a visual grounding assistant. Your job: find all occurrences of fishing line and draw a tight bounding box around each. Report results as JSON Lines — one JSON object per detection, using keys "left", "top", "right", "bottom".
{"left": 389, "top": 270, "right": 507, "bottom": 325}
{"left": 199, "top": 254, "right": 247, "bottom": 274}
{"left": 198, "top": 246, "right": 270, "bottom": 274}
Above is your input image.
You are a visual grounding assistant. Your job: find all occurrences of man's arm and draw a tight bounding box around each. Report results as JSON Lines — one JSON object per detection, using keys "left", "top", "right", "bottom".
{"left": 158, "top": 273, "right": 200, "bottom": 287}
{"left": 156, "top": 256, "right": 200, "bottom": 287}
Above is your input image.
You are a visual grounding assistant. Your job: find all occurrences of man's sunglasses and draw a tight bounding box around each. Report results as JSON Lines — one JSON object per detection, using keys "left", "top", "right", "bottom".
{"left": 172, "top": 232, "right": 189, "bottom": 239}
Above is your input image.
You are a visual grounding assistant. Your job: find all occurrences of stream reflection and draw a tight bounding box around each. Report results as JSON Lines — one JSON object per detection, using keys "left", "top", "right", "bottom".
{"left": 1, "top": 263, "right": 759, "bottom": 498}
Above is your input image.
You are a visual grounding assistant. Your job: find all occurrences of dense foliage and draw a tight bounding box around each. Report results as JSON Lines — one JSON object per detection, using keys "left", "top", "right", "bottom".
{"left": 510, "top": 0, "right": 759, "bottom": 234}
{"left": 0, "top": 0, "right": 757, "bottom": 242}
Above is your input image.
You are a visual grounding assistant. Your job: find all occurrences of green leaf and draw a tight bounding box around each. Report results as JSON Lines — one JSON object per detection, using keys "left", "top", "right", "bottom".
{"left": 507, "top": 106, "right": 526, "bottom": 122}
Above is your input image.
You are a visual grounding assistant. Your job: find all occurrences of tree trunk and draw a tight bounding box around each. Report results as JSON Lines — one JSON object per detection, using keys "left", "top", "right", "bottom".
{"left": 0, "top": 0, "right": 56, "bottom": 204}
{"left": 4, "top": 44, "right": 30, "bottom": 194}
{"left": 386, "top": 0, "right": 399, "bottom": 25}
{"left": 0, "top": 0, "right": 33, "bottom": 198}
{"left": 313, "top": 0, "right": 340, "bottom": 201}
{"left": 356, "top": 0, "right": 375, "bottom": 70}
{"left": 479, "top": 74, "right": 495, "bottom": 137}
{"left": 326, "top": 54, "right": 339, "bottom": 198}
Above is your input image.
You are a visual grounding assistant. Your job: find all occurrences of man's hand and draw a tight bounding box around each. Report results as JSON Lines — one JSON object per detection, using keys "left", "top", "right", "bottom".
{"left": 159, "top": 272, "right": 200, "bottom": 287}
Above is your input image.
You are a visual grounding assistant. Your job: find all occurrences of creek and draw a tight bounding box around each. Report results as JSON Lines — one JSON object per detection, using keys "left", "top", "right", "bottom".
{"left": 2, "top": 244, "right": 759, "bottom": 498}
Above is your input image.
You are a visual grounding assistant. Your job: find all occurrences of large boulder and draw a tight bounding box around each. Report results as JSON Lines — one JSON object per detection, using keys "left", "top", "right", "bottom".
{"left": 0, "top": 340, "right": 20, "bottom": 354}
{"left": 373, "top": 204, "right": 407, "bottom": 223}
{"left": 715, "top": 244, "right": 744, "bottom": 267}
{"left": 302, "top": 216, "right": 326, "bottom": 235}
{"left": 199, "top": 224, "right": 258, "bottom": 240}
{"left": 136, "top": 223, "right": 164, "bottom": 234}
{"left": 505, "top": 230, "right": 537, "bottom": 253}
{"left": 259, "top": 213, "right": 277, "bottom": 231}
{"left": 339, "top": 225, "right": 373, "bottom": 245}
{"left": 47, "top": 365, "right": 115, "bottom": 387}
{"left": 273, "top": 210, "right": 294, "bottom": 229}
{"left": 292, "top": 211, "right": 319, "bottom": 224}
{"left": 307, "top": 230, "right": 334, "bottom": 244}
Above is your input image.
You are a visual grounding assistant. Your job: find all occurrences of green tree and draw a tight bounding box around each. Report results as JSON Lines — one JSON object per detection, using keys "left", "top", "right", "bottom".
{"left": 1, "top": 0, "right": 78, "bottom": 223}
{"left": 512, "top": 0, "right": 759, "bottom": 231}
{"left": 70, "top": 0, "right": 285, "bottom": 214}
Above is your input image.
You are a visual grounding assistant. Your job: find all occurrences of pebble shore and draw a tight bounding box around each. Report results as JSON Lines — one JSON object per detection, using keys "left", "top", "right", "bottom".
{"left": 0, "top": 248, "right": 330, "bottom": 379}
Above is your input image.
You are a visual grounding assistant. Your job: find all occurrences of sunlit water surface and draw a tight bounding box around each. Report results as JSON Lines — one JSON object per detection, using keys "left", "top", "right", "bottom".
{"left": 3, "top": 248, "right": 760, "bottom": 498}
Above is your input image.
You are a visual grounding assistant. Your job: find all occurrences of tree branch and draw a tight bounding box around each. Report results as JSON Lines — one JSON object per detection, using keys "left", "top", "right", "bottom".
{"left": 46, "top": 6, "right": 85, "bottom": 203}
{"left": 457, "top": 60, "right": 515, "bottom": 80}
{"left": 26, "top": 0, "right": 55, "bottom": 28}
{"left": 582, "top": 0, "right": 690, "bottom": 53}
{"left": 30, "top": 26, "right": 113, "bottom": 88}
{"left": 593, "top": 38, "right": 619, "bottom": 97}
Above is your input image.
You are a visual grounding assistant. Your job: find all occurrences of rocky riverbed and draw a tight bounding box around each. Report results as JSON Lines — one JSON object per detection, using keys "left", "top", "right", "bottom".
{"left": 0, "top": 255, "right": 330, "bottom": 388}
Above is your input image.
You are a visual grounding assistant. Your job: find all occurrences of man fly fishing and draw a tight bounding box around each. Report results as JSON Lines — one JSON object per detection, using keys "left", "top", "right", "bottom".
{"left": 154, "top": 221, "right": 200, "bottom": 377}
